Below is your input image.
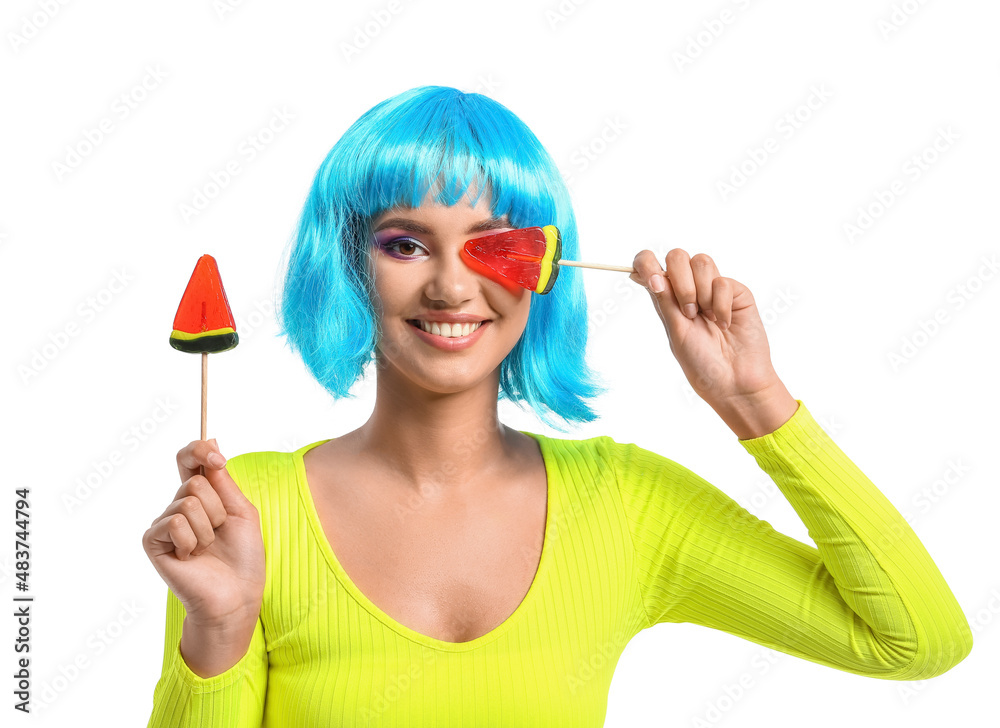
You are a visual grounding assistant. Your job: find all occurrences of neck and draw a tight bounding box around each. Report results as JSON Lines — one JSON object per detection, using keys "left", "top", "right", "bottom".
{"left": 351, "top": 364, "right": 519, "bottom": 499}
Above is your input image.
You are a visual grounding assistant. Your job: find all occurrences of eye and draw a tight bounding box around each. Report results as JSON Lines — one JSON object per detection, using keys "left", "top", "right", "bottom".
{"left": 378, "top": 235, "right": 429, "bottom": 259}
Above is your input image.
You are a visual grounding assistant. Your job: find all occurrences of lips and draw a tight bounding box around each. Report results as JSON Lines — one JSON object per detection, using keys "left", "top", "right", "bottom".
{"left": 405, "top": 319, "right": 491, "bottom": 351}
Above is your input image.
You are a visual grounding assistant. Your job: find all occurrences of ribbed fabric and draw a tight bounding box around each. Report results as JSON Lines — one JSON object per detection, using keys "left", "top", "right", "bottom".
{"left": 146, "top": 400, "right": 972, "bottom": 726}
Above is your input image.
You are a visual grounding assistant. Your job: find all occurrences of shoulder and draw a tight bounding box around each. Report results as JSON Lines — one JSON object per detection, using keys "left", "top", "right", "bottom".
{"left": 533, "top": 431, "right": 719, "bottom": 506}
{"left": 523, "top": 430, "right": 658, "bottom": 483}
{"left": 524, "top": 429, "right": 611, "bottom": 459}
{"left": 527, "top": 430, "right": 668, "bottom": 469}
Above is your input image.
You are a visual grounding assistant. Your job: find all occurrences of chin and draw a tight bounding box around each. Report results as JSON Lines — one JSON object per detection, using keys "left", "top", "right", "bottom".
{"left": 413, "top": 364, "right": 498, "bottom": 393}
{"left": 375, "top": 351, "right": 498, "bottom": 394}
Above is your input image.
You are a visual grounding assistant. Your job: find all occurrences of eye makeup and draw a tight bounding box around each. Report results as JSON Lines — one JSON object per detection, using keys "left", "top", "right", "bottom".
{"left": 371, "top": 230, "right": 428, "bottom": 260}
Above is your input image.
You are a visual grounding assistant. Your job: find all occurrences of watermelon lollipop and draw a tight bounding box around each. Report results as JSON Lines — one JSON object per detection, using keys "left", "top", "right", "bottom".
{"left": 170, "top": 255, "right": 239, "bottom": 353}
{"left": 169, "top": 254, "right": 238, "bottom": 443}
{"left": 461, "top": 225, "right": 562, "bottom": 295}
{"left": 460, "top": 225, "right": 632, "bottom": 294}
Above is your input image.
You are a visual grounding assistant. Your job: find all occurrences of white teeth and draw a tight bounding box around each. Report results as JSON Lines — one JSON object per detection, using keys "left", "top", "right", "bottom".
{"left": 416, "top": 320, "right": 482, "bottom": 338}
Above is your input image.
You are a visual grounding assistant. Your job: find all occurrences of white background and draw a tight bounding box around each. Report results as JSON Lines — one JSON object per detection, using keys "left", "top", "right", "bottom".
{"left": 3, "top": 0, "right": 998, "bottom": 725}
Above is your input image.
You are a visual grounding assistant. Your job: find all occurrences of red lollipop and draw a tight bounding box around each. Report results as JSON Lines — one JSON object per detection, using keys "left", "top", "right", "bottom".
{"left": 460, "top": 225, "right": 632, "bottom": 294}
{"left": 168, "top": 254, "right": 239, "bottom": 443}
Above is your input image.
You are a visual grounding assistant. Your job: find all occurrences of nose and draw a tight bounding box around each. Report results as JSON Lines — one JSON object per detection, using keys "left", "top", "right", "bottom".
{"left": 423, "top": 242, "right": 479, "bottom": 304}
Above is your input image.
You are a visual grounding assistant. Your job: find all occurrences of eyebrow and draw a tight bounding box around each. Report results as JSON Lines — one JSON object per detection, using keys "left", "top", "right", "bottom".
{"left": 372, "top": 215, "right": 512, "bottom": 235}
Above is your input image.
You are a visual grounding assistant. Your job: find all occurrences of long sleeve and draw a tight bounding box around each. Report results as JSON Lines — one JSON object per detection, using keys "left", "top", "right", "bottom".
{"left": 146, "top": 587, "right": 268, "bottom": 726}
{"left": 611, "top": 399, "right": 973, "bottom": 680}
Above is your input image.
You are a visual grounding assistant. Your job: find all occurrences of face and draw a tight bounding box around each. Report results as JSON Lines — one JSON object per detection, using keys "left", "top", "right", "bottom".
{"left": 366, "top": 188, "right": 532, "bottom": 395}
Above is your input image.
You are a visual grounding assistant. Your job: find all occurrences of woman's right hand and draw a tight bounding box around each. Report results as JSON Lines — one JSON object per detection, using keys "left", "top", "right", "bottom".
{"left": 142, "top": 440, "right": 265, "bottom": 635}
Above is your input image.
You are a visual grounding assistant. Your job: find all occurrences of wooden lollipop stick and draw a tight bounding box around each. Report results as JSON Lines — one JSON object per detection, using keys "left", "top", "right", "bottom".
{"left": 201, "top": 351, "right": 208, "bottom": 441}
{"left": 558, "top": 260, "right": 634, "bottom": 273}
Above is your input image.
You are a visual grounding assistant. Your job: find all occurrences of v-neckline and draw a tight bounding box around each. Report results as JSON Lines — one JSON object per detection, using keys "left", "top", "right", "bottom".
{"left": 292, "top": 430, "right": 555, "bottom": 653}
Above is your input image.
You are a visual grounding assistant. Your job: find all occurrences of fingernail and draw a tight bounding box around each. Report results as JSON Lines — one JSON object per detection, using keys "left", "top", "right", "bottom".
{"left": 208, "top": 452, "right": 226, "bottom": 468}
{"left": 650, "top": 274, "right": 665, "bottom": 293}
{"left": 683, "top": 303, "right": 698, "bottom": 318}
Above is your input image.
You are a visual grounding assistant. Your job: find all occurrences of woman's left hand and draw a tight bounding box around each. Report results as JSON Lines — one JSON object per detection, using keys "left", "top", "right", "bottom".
{"left": 630, "top": 248, "right": 784, "bottom": 412}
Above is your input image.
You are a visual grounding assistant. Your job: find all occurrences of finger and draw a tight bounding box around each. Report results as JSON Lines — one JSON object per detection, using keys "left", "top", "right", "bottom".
{"left": 629, "top": 249, "right": 666, "bottom": 291}
{"left": 160, "top": 495, "right": 217, "bottom": 556}
{"left": 653, "top": 272, "right": 690, "bottom": 334}
{"left": 202, "top": 464, "right": 258, "bottom": 521}
{"left": 173, "top": 474, "right": 227, "bottom": 529}
{"left": 664, "top": 248, "right": 697, "bottom": 318}
{"left": 690, "top": 253, "right": 721, "bottom": 321}
{"left": 712, "top": 277, "right": 734, "bottom": 330}
{"left": 177, "top": 439, "right": 227, "bottom": 483}
{"left": 145, "top": 513, "right": 198, "bottom": 561}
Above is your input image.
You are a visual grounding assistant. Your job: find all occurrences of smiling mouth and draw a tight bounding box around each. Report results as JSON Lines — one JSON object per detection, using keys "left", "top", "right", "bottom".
{"left": 406, "top": 320, "right": 487, "bottom": 338}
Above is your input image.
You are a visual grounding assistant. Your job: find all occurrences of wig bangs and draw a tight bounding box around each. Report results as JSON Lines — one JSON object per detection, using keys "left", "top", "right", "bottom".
{"left": 347, "top": 93, "right": 555, "bottom": 241}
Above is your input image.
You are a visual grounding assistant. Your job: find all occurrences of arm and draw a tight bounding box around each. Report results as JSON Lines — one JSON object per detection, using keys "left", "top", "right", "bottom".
{"left": 146, "top": 588, "right": 268, "bottom": 726}
{"left": 611, "top": 399, "right": 973, "bottom": 680}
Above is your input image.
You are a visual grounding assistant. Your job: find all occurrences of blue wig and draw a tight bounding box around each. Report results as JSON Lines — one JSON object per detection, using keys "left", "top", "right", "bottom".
{"left": 277, "top": 85, "right": 607, "bottom": 432}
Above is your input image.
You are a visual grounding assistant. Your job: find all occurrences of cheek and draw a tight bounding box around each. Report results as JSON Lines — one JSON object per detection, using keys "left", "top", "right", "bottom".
{"left": 519, "top": 294, "right": 532, "bottom": 326}
{"left": 368, "top": 262, "right": 396, "bottom": 319}
{"left": 504, "top": 289, "right": 532, "bottom": 329}
{"left": 491, "top": 274, "right": 527, "bottom": 296}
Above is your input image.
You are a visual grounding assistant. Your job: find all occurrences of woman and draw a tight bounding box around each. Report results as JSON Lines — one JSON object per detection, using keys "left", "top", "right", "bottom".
{"left": 143, "top": 86, "right": 972, "bottom": 726}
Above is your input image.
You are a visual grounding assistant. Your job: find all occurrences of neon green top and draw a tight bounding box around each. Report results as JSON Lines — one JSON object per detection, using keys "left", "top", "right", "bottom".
{"left": 146, "top": 401, "right": 972, "bottom": 726}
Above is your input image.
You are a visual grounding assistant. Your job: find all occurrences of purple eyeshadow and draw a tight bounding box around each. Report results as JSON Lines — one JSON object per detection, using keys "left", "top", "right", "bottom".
{"left": 372, "top": 231, "right": 424, "bottom": 260}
